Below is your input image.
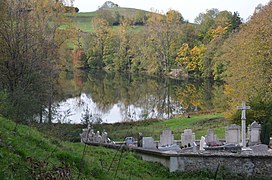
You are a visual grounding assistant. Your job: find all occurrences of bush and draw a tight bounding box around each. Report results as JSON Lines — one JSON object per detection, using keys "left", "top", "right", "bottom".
{"left": 260, "top": 121, "right": 271, "bottom": 145}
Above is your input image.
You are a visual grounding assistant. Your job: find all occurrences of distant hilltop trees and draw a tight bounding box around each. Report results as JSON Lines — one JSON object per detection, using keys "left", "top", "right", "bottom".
{"left": 99, "top": 1, "right": 119, "bottom": 9}
{"left": 65, "top": 6, "right": 79, "bottom": 13}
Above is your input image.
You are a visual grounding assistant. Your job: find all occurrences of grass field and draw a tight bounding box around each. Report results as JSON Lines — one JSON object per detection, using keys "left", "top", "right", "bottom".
{"left": 100, "top": 113, "right": 228, "bottom": 141}
{"left": 66, "top": 7, "right": 149, "bottom": 32}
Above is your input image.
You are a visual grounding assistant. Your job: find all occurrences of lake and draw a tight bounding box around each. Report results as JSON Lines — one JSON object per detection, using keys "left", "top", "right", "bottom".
{"left": 51, "top": 70, "right": 223, "bottom": 124}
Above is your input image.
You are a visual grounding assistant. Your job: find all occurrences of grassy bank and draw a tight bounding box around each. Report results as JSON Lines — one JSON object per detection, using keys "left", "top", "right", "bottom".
{"left": 1, "top": 116, "right": 234, "bottom": 179}
{"left": 35, "top": 113, "right": 228, "bottom": 142}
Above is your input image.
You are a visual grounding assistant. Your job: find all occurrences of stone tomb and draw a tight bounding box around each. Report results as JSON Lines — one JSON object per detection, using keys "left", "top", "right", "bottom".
{"left": 159, "top": 129, "right": 174, "bottom": 146}
{"left": 248, "top": 121, "right": 261, "bottom": 146}
{"left": 225, "top": 124, "right": 240, "bottom": 145}
{"left": 142, "top": 137, "right": 157, "bottom": 149}
{"left": 181, "top": 129, "right": 195, "bottom": 147}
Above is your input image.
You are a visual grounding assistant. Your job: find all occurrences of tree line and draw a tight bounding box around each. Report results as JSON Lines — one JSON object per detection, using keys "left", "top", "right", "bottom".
{"left": 80, "top": 8, "right": 241, "bottom": 78}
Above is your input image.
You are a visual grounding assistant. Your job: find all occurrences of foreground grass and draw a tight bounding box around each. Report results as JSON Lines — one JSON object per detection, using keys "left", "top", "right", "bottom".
{"left": 0, "top": 116, "right": 230, "bottom": 179}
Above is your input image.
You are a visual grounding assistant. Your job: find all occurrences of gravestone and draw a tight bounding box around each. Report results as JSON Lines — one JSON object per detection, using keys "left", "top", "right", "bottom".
{"left": 125, "top": 137, "right": 134, "bottom": 146}
{"left": 159, "top": 129, "right": 174, "bottom": 146}
{"left": 248, "top": 121, "right": 261, "bottom": 146}
{"left": 137, "top": 132, "right": 143, "bottom": 147}
{"left": 101, "top": 130, "right": 108, "bottom": 143}
{"left": 200, "top": 136, "right": 207, "bottom": 151}
{"left": 205, "top": 129, "right": 218, "bottom": 146}
{"left": 181, "top": 129, "right": 195, "bottom": 147}
{"left": 95, "top": 131, "right": 102, "bottom": 143}
{"left": 192, "top": 142, "right": 197, "bottom": 152}
{"left": 225, "top": 124, "right": 240, "bottom": 145}
{"left": 142, "top": 137, "right": 156, "bottom": 149}
{"left": 80, "top": 126, "right": 94, "bottom": 143}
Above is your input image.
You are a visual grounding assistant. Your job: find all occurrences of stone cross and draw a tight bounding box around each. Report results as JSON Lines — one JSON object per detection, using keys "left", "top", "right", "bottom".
{"left": 237, "top": 101, "right": 250, "bottom": 149}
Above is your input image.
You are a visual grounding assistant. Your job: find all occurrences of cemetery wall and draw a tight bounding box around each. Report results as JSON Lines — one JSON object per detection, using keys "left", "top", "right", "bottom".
{"left": 138, "top": 152, "right": 272, "bottom": 178}
{"left": 88, "top": 142, "right": 272, "bottom": 178}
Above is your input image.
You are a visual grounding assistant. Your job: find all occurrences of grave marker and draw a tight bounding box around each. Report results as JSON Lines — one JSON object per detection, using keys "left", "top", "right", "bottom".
{"left": 225, "top": 124, "right": 240, "bottom": 145}
{"left": 159, "top": 129, "right": 174, "bottom": 146}
{"left": 237, "top": 101, "right": 250, "bottom": 149}
{"left": 142, "top": 137, "right": 156, "bottom": 149}
{"left": 181, "top": 129, "right": 195, "bottom": 147}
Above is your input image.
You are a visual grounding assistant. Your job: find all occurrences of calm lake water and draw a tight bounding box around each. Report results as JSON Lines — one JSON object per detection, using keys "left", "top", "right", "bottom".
{"left": 52, "top": 70, "right": 223, "bottom": 124}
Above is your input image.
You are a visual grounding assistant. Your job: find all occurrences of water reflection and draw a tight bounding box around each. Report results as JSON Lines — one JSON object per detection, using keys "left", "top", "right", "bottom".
{"left": 53, "top": 70, "right": 222, "bottom": 123}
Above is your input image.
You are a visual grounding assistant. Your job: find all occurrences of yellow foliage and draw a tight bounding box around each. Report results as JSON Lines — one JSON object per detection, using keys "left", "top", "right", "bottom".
{"left": 176, "top": 44, "right": 206, "bottom": 72}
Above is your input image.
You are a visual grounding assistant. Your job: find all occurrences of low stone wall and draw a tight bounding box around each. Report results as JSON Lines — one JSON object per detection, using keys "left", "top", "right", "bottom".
{"left": 140, "top": 152, "right": 272, "bottom": 178}
{"left": 87, "top": 142, "right": 272, "bottom": 178}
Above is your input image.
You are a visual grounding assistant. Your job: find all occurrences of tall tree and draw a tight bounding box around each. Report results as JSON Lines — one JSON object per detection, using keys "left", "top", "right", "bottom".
{"left": 146, "top": 10, "right": 183, "bottom": 73}
{"left": 218, "top": 2, "right": 272, "bottom": 117}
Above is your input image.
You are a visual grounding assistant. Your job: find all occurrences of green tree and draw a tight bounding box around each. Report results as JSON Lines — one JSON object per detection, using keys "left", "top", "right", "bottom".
{"left": 113, "top": 19, "right": 133, "bottom": 72}
{"left": 85, "top": 18, "right": 114, "bottom": 69}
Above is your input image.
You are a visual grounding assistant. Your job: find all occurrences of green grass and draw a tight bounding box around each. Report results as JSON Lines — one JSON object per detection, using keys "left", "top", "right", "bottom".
{"left": 34, "top": 113, "right": 228, "bottom": 143}
{"left": 0, "top": 116, "right": 229, "bottom": 179}
{"left": 101, "top": 113, "right": 228, "bottom": 141}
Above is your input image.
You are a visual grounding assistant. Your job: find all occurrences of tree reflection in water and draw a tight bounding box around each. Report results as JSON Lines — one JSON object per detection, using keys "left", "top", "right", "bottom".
{"left": 53, "top": 70, "right": 223, "bottom": 123}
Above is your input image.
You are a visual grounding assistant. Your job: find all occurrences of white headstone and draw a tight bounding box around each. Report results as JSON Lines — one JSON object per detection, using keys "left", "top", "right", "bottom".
{"left": 125, "top": 137, "right": 134, "bottom": 146}
{"left": 181, "top": 129, "right": 195, "bottom": 147}
{"left": 193, "top": 142, "right": 197, "bottom": 152}
{"left": 200, "top": 136, "right": 207, "bottom": 151}
{"left": 225, "top": 124, "right": 240, "bottom": 145}
{"left": 80, "top": 127, "right": 94, "bottom": 143}
{"left": 205, "top": 129, "right": 218, "bottom": 146}
{"left": 159, "top": 129, "right": 174, "bottom": 146}
{"left": 95, "top": 131, "right": 102, "bottom": 143}
{"left": 142, "top": 137, "right": 157, "bottom": 149}
{"left": 248, "top": 121, "right": 261, "bottom": 145}
{"left": 101, "top": 130, "right": 108, "bottom": 143}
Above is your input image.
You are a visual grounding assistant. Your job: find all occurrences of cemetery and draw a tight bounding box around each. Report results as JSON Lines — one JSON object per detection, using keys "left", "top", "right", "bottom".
{"left": 81, "top": 102, "right": 272, "bottom": 178}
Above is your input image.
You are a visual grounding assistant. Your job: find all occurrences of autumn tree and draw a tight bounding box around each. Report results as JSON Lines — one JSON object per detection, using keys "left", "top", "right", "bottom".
{"left": 113, "top": 19, "right": 133, "bottom": 71}
{"left": 0, "top": 0, "right": 72, "bottom": 123}
{"left": 193, "top": 9, "right": 242, "bottom": 79}
{"left": 176, "top": 43, "right": 206, "bottom": 76}
{"left": 217, "top": 2, "right": 272, "bottom": 121}
{"left": 146, "top": 10, "right": 183, "bottom": 74}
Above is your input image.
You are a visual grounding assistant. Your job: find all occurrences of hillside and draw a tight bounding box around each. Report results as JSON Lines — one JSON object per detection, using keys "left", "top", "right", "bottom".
{"left": 68, "top": 7, "right": 150, "bottom": 32}
{"left": 0, "top": 116, "right": 221, "bottom": 179}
